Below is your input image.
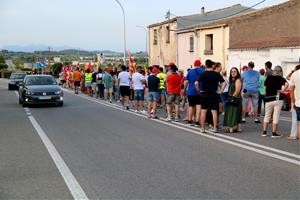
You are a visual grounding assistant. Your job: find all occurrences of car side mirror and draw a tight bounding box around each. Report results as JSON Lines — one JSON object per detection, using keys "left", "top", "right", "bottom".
{"left": 18, "top": 82, "right": 23, "bottom": 86}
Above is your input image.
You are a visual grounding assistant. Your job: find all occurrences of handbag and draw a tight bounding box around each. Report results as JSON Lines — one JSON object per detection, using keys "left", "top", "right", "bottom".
{"left": 227, "top": 96, "right": 240, "bottom": 106}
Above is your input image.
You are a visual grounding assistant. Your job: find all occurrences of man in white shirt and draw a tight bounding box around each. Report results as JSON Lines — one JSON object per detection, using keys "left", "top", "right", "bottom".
{"left": 290, "top": 68, "right": 300, "bottom": 140}
{"left": 132, "top": 66, "right": 146, "bottom": 113}
{"left": 118, "top": 65, "right": 131, "bottom": 110}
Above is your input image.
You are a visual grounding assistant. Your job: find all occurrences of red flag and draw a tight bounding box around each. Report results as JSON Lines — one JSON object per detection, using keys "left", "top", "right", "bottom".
{"left": 128, "top": 50, "right": 135, "bottom": 73}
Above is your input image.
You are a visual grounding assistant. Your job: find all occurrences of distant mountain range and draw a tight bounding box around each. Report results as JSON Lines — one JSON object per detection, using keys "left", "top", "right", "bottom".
{"left": 1, "top": 45, "right": 123, "bottom": 56}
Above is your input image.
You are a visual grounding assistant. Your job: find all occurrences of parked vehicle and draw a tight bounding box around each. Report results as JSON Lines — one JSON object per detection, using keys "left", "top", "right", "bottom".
{"left": 18, "top": 75, "right": 63, "bottom": 107}
{"left": 8, "top": 72, "right": 27, "bottom": 90}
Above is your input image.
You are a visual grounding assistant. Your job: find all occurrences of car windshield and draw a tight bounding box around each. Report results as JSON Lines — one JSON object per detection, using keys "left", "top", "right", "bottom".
{"left": 10, "top": 74, "right": 26, "bottom": 79}
{"left": 25, "top": 76, "right": 57, "bottom": 86}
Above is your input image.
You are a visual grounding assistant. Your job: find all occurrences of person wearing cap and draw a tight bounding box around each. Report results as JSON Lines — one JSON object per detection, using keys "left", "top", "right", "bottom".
{"left": 182, "top": 59, "right": 205, "bottom": 126}
{"left": 147, "top": 67, "right": 160, "bottom": 118}
{"left": 166, "top": 64, "right": 182, "bottom": 121}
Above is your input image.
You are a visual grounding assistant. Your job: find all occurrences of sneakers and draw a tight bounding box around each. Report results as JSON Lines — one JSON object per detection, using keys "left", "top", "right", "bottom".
{"left": 262, "top": 131, "right": 267, "bottom": 137}
{"left": 242, "top": 118, "right": 246, "bottom": 123}
{"left": 194, "top": 122, "right": 200, "bottom": 127}
{"left": 200, "top": 128, "right": 205, "bottom": 133}
{"left": 187, "top": 120, "right": 193, "bottom": 126}
{"left": 174, "top": 117, "right": 179, "bottom": 122}
{"left": 141, "top": 110, "right": 147, "bottom": 114}
{"left": 126, "top": 106, "right": 129, "bottom": 110}
{"left": 165, "top": 117, "right": 172, "bottom": 121}
{"left": 271, "top": 132, "right": 282, "bottom": 138}
{"left": 134, "top": 110, "right": 138, "bottom": 113}
{"left": 254, "top": 119, "right": 261, "bottom": 124}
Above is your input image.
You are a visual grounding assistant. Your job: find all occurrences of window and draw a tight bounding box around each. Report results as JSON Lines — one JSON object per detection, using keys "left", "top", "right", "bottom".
{"left": 204, "top": 34, "right": 213, "bottom": 55}
{"left": 166, "top": 26, "right": 170, "bottom": 43}
{"left": 189, "top": 36, "right": 194, "bottom": 52}
{"left": 153, "top": 29, "right": 158, "bottom": 45}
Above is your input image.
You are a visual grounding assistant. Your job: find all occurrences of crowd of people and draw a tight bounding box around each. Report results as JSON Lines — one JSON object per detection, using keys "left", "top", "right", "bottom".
{"left": 58, "top": 60, "right": 300, "bottom": 141}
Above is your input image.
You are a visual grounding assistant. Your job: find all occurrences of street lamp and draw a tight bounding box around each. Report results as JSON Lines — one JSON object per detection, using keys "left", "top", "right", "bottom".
{"left": 136, "top": 25, "right": 148, "bottom": 66}
{"left": 114, "top": 0, "right": 127, "bottom": 66}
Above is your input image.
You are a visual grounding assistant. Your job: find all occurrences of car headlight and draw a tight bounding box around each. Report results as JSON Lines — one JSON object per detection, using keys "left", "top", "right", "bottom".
{"left": 54, "top": 90, "right": 62, "bottom": 95}
{"left": 26, "top": 91, "right": 33, "bottom": 95}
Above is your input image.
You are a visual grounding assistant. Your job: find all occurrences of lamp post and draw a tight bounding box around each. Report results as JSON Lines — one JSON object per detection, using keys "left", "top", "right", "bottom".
{"left": 136, "top": 25, "right": 148, "bottom": 66}
{"left": 114, "top": 0, "right": 127, "bottom": 66}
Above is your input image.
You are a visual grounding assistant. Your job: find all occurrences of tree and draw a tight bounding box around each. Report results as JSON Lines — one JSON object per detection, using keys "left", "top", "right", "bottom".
{"left": 0, "top": 54, "right": 6, "bottom": 64}
{"left": 0, "top": 63, "right": 8, "bottom": 70}
{"left": 51, "top": 63, "right": 63, "bottom": 74}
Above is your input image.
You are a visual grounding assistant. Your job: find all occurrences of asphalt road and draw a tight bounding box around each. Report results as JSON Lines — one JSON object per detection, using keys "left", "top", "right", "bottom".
{"left": 0, "top": 79, "right": 299, "bottom": 199}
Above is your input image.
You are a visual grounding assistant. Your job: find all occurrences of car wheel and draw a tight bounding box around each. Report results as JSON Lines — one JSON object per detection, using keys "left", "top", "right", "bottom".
{"left": 57, "top": 102, "right": 63, "bottom": 107}
{"left": 282, "top": 95, "right": 290, "bottom": 111}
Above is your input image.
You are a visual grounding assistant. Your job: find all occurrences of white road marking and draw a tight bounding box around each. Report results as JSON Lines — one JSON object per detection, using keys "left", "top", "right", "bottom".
{"left": 12, "top": 91, "right": 88, "bottom": 200}
{"left": 171, "top": 121, "right": 300, "bottom": 160}
{"left": 63, "top": 89, "right": 300, "bottom": 166}
{"left": 27, "top": 115, "right": 89, "bottom": 200}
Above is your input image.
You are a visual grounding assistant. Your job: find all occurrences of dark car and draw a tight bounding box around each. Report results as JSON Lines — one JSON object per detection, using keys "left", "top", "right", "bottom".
{"left": 18, "top": 75, "right": 63, "bottom": 107}
{"left": 8, "top": 72, "right": 27, "bottom": 90}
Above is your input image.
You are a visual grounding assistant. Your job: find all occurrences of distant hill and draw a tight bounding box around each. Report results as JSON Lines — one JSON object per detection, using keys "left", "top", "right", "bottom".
{"left": 1, "top": 45, "right": 123, "bottom": 56}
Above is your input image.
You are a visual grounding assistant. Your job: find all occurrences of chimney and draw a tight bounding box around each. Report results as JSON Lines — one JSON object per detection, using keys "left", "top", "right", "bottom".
{"left": 201, "top": 7, "right": 205, "bottom": 15}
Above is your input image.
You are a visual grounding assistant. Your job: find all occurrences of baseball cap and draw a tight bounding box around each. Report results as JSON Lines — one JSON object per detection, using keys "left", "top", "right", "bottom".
{"left": 194, "top": 59, "right": 201, "bottom": 67}
{"left": 152, "top": 67, "right": 159, "bottom": 73}
{"left": 168, "top": 62, "right": 176, "bottom": 66}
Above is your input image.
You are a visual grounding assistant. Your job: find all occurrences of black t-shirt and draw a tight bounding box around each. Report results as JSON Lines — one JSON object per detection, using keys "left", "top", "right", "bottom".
{"left": 265, "top": 75, "right": 287, "bottom": 102}
{"left": 92, "top": 72, "right": 98, "bottom": 83}
{"left": 148, "top": 75, "right": 160, "bottom": 92}
{"left": 198, "top": 71, "right": 224, "bottom": 93}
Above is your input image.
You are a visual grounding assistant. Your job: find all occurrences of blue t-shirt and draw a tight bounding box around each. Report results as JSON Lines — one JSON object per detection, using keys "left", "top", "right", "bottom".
{"left": 148, "top": 74, "right": 160, "bottom": 92}
{"left": 186, "top": 68, "right": 205, "bottom": 96}
{"left": 242, "top": 70, "right": 260, "bottom": 93}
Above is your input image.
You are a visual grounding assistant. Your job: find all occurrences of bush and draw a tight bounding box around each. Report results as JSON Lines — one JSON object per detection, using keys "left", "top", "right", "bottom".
{"left": 0, "top": 63, "right": 8, "bottom": 70}
{"left": 0, "top": 70, "right": 12, "bottom": 78}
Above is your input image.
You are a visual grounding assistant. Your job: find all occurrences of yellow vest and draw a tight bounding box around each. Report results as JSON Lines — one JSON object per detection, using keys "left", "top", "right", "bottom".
{"left": 85, "top": 73, "right": 92, "bottom": 83}
{"left": 157, "top": 73, "right": 167, "bottom": 89}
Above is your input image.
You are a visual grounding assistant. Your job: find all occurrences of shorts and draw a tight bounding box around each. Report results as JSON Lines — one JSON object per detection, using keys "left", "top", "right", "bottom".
{"left": 105, "top": 88, "right": 113, "bottom": 93}
{"left": 188, "top": 95, "right": 201, "bottom": 107}
{"left": 264, "top": 100, "right": 283, "bottom": 124}
{"left": 92, "top": 82, "right": 97, "bottom": 88}
{"left": 166, "top": 93, "right": 181, "bottom": 105}
{"left": 74, "top": 81, "right": 80, "bottom": 87}
{"left": 296, "top": 106, "right": 300, "bottom": 121}
{"left": 85, "top": 82, "right": 92, "bottom": 87}
{"left": 148, "top": 91, "right": 158, "bottom": 102}
{"left": 134, "top": 89, "right": 145, "bottom": 101}
{"left": 158, "top": 89, "right": 166, "bottom": 96}
{"left": 201, "top": 93, "right": 219, "bottom": 110}
{"left": 243, "top": 92, "right": 259, "bottom": 108}
{"left": 119, "top": 86, "right": 131, "bottom": 97}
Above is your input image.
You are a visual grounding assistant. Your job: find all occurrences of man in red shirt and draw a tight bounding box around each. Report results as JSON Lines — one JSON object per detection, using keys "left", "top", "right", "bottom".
{"left": 166, "top": 64, "right": 182, "bottom": 121}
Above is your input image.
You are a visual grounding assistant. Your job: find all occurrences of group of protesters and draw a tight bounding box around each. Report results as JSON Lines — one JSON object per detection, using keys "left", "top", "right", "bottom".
{"left": 58, "top": 59, "right": 300, "bottom": 141}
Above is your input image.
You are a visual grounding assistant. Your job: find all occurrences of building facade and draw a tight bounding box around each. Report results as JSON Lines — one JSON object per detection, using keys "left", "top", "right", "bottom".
{"left": 228, "top": 0, "right": 300, "bottom": 75}
{"left": 148, "top": 19, "right": 177, "bottom": 67}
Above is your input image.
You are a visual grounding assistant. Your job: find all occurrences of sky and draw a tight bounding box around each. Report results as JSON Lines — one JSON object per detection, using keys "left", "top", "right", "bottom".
{"left": 0, "top": 0, "right": 287, "bottom": 52}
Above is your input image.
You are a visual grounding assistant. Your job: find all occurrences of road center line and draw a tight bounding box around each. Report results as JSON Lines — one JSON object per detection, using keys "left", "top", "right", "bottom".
{"left": 65, "top": 89, "right": 300, "bottom": 166}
